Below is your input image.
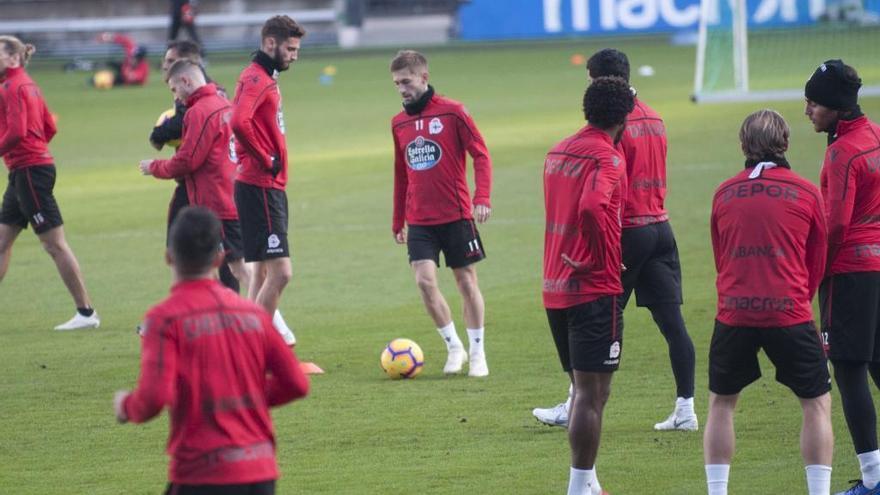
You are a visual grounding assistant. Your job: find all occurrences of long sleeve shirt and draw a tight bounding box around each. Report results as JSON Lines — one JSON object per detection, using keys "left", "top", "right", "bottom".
{"left": 618, "top": 97, "right": 669, "bottom": 228}
{"left": 149, "top": 84, "right": 238, "bottom": 220}
{"left": 711, "top": 161, "right": 827, "bottom": 327}
{"left": 0, "top": 67, "right": 56, "bottom": 170}
{"left": 123, "top": 279, "right": 309, "bottom": 485}
{"left": 391, "top": 93, "right": 492, "bottom": 232}
{"left": 820, "top": 114, "right": 880, "bottom": 275}
{"left": 543, "top": 125, "right": 627, "bottom": 309}
{"left": 232, "top": 56, "right": 288, "bottom": 190}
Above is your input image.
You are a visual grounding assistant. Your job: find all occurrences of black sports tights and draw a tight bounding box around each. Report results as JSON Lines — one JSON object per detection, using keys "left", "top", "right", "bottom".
{"left": 834, "top": 360, "right": 879, "bottom": 454}
{"left": 647, "top": 303, "right": 695, "bottom": 399}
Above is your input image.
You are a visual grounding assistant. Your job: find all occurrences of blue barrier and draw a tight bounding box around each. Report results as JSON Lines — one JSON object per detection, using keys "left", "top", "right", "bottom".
{"left": 458, "top": 0, "right": 852, "bottom": 40}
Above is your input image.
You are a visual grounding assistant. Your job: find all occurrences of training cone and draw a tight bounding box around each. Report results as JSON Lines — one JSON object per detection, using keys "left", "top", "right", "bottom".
{"left": 300, "top": 362, "right": 324, "bottom": 375}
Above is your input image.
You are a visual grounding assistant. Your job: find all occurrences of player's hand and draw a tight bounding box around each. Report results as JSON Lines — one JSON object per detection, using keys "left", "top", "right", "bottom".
{"left": 561, "top": 253, "right": 594, "bottom": 273}
{"left": 474, "top": 204, "right": 491, "bottom": 224}
{"left": 113, "top": 390, "right": 130, "bottom": 424}
{"left": 97, "top": 32, "right": 113, "bottom": 43}
{"left": 139, "top": 159, "right": 154, "bottom": 175}
{"left": 269, "top": 155, "right": 281, "bottom": 178}
{"left": 621, "top": 263, "right": 627, "bottom": 272}
{"left": 394, "top": 228, "right": 407, "bottom": 244}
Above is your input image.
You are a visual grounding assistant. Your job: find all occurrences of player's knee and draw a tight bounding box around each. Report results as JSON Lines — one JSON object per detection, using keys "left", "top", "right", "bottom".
{"left": 40, "top": 238, "right": 66, "bottom": 258}
{"left": 415, "top": 274, "right": 439, "bottom": 294}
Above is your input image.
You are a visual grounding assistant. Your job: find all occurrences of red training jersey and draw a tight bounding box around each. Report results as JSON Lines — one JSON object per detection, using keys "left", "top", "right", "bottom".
{"left": 543, "top": 125, "right": 627, "bottom": 309}
{"left": 149, "top": 84, "right": 238, "bottom": 220}
{"left": 820, "top": 115, "right": 880, "bottom": 275}
{"left": 711, "top": 163, "right": 827, "bottom": 327}
{"left": 391, "top": 93, "right": 492, "bottom": 232}
{"left": 232, "top": 62, "right": 288, "bottom": 190}
{"left": 618, "top": 97, "right": 669, "bottom": 227}
{"left": 0, "top": 67, "right": 56, "bottom": 170}
{"left": 123, "top": 279, "right": 309, "bottom": 485}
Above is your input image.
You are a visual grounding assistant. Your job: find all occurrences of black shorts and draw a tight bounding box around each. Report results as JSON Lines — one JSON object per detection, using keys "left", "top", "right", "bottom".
{"left": 0, "top": 165, "right": 63, "bottom": 234}
{"left": 407, "top": 219, "right": 485, "bottom": 268}
{"left": 708, "top": 320, "right": 830, "bottom": 398}
{"left": 620, "top": 221, "right": 683, "bottom": 308}
{"left": 820, "top": 272, "right": 880, "bottom": 362}
{"left": 166, "top": 181, "right": 189, "bottom": 245}
{"left": 234, "top": 182, "right": 289, "bottom": 262}
{"left": 164, "top": 480, "right": 275, "bottom": 495}
{"left": 221, "top": 219, "right": 244, "bottom": 262}
{"left": 546, "top": 295, "right": 623, "bottom": 373}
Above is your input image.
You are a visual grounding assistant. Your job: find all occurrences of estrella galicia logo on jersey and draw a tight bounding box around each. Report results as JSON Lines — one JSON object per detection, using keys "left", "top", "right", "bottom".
{"left": 406, "top": 136, "right": 442, "bottom": 171}
{"left": 429, "top": 117, "right": 443, "bottom": 135}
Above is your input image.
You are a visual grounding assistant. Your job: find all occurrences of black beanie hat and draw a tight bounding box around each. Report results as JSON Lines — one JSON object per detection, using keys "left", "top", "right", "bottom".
{"left": 804, "top": 59, "right": 862, "bottom": 111}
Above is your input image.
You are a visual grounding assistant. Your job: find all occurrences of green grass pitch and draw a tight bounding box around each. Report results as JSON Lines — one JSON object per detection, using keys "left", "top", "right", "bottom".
{"left": 1, "top": 37, "right": 879, "bottom": 494}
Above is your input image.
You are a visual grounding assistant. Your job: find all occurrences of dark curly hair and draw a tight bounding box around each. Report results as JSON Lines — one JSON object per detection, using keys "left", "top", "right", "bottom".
{"left": 587, "top": 48, "right": 630, "bottom": 82}
{"left": 583, "top": 76, "right": 634, "bottom": 129}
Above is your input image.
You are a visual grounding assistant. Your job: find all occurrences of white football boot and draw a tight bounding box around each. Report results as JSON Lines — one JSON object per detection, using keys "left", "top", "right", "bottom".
{"left": 54, "top": 312, "right": 100, "bottom": 331}
{"left": 654, "top": 407, "right": 699, "bottom": 431}
{"left": 273, "top": 310, "right": 296, "bottom": 346}
{"left": 468, "top": 352, "right": 489, "bottom": 377}
{"left": 443, "top": 347, "right": 467, "bottom": 374}
{"left": 532, "top": 401, "right": 569, "bottom": 428}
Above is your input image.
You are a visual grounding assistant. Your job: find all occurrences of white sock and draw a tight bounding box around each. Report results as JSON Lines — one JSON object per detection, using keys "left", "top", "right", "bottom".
{"left": 858, "top": 450, "right": 880, "bottom": 488}
{"left": 676, "top": 397, "right": 695, "bottom": 416}
{"left": 567, "top": 467, "right": 595, "bottom": 495}
{"left": 805, "top": 465, "right": 832, "bottom": 495}
{"left": 705, "top": 464, "right": 729, "bottom": 495}
{"left": 467, "top": 327, "right": 484, "bottom": 355}
{"left": 437, "top": 322, "right": 463, "bottom": 350}
{"left": 591, "top": 467, "right": 603, "bottom": 495}
{"left": 273, "top": 310, "right": 295, "bottom": 345}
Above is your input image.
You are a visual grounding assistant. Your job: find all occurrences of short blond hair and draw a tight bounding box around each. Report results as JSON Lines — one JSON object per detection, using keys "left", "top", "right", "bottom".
{"left": 390, "top": 50, "right": 428, "bottom": 73}
{"left": 0, "top": 35, "right": 36, "bottom": 67}
{"left": 739, "top": 109, "right": 789, "bottom": 160}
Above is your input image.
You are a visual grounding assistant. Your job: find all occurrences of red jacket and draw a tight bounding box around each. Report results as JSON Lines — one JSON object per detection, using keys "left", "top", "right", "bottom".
{"left": 0, "top": 67, "right": 56, "bottom": 170}
{"left": 711, "top": 162, "right": 827, "bottom": 327}
{"left": 391, "top": 93, "right": 491, "bottom": 232}
{"left": 111, "top": 34, "right": 149, "bottom": 85}
{"left": 618, "top": 97, "right": 669, "bottom": 228}
{"left": 123, "top": 279, "right": 309, "bottom": 485}
{"left": 232, "top": 61, "right": 288, "bottom": 190}
{"left": 821, "top": 114, "right": 880, "bottom": 275}
{"left": 150, "top": 84, "right": 238, "bottom": 220}
{"left": 543, "top": 125, "right": 626, "bottom": 309}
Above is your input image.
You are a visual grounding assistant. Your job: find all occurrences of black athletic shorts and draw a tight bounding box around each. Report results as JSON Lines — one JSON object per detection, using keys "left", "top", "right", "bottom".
{"left": 234, "top": 181, "right": 289, "bottom": 262}
{"left": 164, "top": 480, "right": 275, "bottom": 495}
{"left": 546, "top": 295, "right": 623, "bottom": 373}
{"left": 0, "top": 165, "right": 63, "bottom": 234}
{"left": 708, "top": 320, "right": 830, "bottom": 398}
{"left": 407, "top": 219, "right": 485, "bottom": 268}
{"left": 820, "top": 272, "right": 880, "bottom": 362}
{"left": 620, "top": 221, "right": 683, "bottom": 308}
{"left": 166, "top": 181, "right": 189, "bottom": 245}
{"left": 221, "top": 219, "right": 244, "bottom": 262}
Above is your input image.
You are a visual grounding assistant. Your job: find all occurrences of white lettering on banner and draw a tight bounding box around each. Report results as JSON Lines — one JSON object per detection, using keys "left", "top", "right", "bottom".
{"left": 545, "top": 0, "right": 704, "bottom": 32}
{"left": 754, "top": 0, "right": 796, "bottom": 22}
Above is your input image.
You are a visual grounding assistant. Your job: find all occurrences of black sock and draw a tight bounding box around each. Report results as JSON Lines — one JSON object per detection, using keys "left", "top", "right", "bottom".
{"left": 648, "top": 304, "right": 695, "bottom": 399}
{"left": 218, "top": 263, "right": 240, "bottom": 294}
{"left": 77, "top": 307, "right": 94, "bottom": 317}
{"left": 834, "top": 360, "right": 879, "bottom": 454}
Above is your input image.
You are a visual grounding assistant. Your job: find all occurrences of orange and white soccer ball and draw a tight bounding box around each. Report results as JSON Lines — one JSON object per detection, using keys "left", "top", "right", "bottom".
{"left": 92, "top": 69, "right": 115, "bottom": 90}
{"left": 380, "top": 338, "right": 424, "bottom": 379}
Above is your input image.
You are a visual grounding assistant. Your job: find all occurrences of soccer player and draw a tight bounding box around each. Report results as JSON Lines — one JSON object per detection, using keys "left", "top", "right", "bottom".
{"left": 114, "top": 206, "right": 309, "bottom": 495}
{"left": 168, "top": 0, "right": 202, "bottom": 46}
{"left": 96, "top": 32, "right": 149, "bottom": 86}
{"left": 804, "top": 60, "right": 880, "bottom": 495}
{"left": 231, "top": 15, "right": 303, "bottom": 346}
{"left": 139, "top": 60, "right": 250, "bottom": 291}
{"left": 150, "top": 40, "right": 244, "bottom": 296}
{"left": 533, "top": 48, "right": 697, "bottom": 431}
{"left": 0, "top": 36, "right": 100, "bottom": 331}
{"left": 389, "top": 50, "right": 492, "bottom": 377}
{"left": 704, "top": 109, "right": 832, "bottom": 495}
{"left": 544, "top": 76, "right": 633, "bottom": 495}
